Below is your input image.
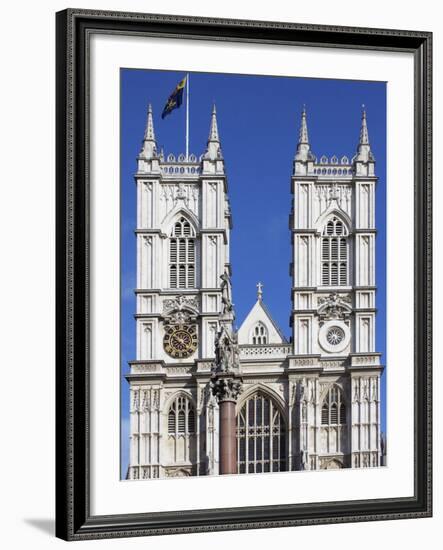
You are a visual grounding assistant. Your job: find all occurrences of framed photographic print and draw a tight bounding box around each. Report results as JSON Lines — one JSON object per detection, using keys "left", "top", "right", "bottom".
{"left": 55, "top": 8, "right": 432, "bottom": 541}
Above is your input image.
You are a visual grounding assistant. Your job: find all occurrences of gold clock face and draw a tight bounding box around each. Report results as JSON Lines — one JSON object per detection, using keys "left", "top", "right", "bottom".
{"left": 163, "top": 324, "right": 198, "bottom": 359}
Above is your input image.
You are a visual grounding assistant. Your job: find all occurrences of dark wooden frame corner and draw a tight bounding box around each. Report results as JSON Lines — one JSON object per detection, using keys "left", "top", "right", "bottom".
{"left": 56, "top": 8, "right": 432, "bottom": 541}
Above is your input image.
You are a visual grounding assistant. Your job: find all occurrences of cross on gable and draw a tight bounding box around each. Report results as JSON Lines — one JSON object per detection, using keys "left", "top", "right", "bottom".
{"left": 257, "top": 281, "right": 263, "bottom": 300}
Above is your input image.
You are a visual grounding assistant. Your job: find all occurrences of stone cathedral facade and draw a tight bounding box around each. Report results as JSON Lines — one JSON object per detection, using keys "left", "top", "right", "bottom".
{"left": 126, "top": 103, "right": 384, "bottom": 480}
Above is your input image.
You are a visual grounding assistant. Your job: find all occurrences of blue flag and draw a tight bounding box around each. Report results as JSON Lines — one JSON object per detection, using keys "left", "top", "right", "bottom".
{"left": 161, "top": 76, "right": 187, "bottom": 119}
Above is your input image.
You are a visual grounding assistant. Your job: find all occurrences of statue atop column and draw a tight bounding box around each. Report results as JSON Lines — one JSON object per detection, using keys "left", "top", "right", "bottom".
{"left": 210, "top": 270, "right": 243, "bottom": 474}
{"left": 211, "top": 271, "right": 242, "bottom": 403}
{"left": 214, "top": 325, "right": 240, "bottom": 374}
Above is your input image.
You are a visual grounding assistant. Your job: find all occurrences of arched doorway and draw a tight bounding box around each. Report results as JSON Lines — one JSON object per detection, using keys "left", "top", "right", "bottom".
{"left": 236, "top": 392, "right": 286, "bottom": 474}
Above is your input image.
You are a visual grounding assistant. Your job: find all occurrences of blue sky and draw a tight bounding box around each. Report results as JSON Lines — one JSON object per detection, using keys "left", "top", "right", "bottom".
{"left": 120, "top": 69, "right": 387, "bottom": 478}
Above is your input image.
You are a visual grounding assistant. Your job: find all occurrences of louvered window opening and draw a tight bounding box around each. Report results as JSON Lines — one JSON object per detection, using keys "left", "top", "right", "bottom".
{"left": 321, "top": 386, "right": 346, "bottom": 426}
{"left": 168, "top": 396, "right": 196, "bottom": 434}
{"left": 169, "top": 217, "right": 196, "bottom": 288}
{"left": 236, "top": 393, "right": 286, "bottom": 474}
{"left": 252, "top": 323, "right": 268, "bottom": 345}
{"left": 321, "top": 217, "right": 348, "bottom": 286}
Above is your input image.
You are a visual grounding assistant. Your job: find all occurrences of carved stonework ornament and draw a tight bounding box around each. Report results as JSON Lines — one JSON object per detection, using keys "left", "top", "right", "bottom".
{"left": 329, "top": 183, "right": 341, "bottom": 201}
{"left": 316, "top": 184, "right": 352, "bottom": 214}
{"left": 152, "top": 389, "right": 160, "bottom": 409}
{"left": 142, "top": 390, "right": 151, "bottom": 410}
{"left": 353, "top": 380, "right": 360, "bottom": 402}
{"left": 317, "top": 292, "right": 352, "bottom": 322}
{"left": 166, "top": 468, "right": 191, "bottom": 478}
{"left": 176, "top": 183, "right": 187, "bottom": 200}
{"left": 210, "top": 375, "right": 243, "bottom": 403}
{"left": 160, "top": 183, "right": 199, "bottom": 214}
{"left": 163, "top": 294, "right": 199, "bottom": 324}
{"left": 290, "top": 383, "right": 297, "bottom": 406}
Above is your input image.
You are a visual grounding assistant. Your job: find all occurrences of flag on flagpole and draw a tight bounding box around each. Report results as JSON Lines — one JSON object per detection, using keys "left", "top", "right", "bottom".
{"left": 161, "top": 76, "right": 187, "bottom": 119}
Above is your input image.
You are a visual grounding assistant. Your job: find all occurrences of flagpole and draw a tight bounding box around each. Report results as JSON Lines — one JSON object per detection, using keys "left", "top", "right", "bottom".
{"left": 185, "top": 73, "right": 190, "bottom": 160}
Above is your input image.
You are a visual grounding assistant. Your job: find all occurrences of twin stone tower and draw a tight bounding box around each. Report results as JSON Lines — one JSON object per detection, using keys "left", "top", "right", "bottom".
{"left": 126, "top": 103, "right": 383, "bottom": 480}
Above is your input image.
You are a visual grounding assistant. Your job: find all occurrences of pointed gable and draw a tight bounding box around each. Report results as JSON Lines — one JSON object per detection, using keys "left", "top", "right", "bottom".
{"left": 238, "top": 300, "right": 287, "bottom": 345}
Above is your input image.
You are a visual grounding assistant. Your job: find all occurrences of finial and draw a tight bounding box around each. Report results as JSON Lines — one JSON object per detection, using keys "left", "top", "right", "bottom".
{"left": 299, "top": 105, "right": 309, "bottom": 144}
{"left": 294, "top": 106, "right": 311, "bottom": 162}
{"left": 359, "top": 105, "right": 369, "bottom": 146}
{"left": 203, "top": 103, "right": 222, "bottom": 162}
{"left": 139, "top": 102, "right": 157, "bottom": 159}
{"left": 208, "top": 103, "right": 219, "bottom": 142}
{"left": 257, "top": 282, "right": 263, "bottom": 301}
{"left": 144, "top": 102, "right": 156, "bottom": 141}
{"left": 354, "top": 105, "right": 374, "bottom": 165}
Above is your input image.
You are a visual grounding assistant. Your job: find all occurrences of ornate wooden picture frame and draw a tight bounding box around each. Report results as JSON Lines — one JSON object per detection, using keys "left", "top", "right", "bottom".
{"left": 55, "top": 8, "right": 432, "bottom": 541}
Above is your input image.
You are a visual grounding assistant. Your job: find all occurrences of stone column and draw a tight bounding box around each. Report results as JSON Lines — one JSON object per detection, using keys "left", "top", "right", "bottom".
{"left": 211, "top": 374, "right": 242, "bottom": 475}
{"left": 211, "top": 271, "right": 243, "bottom": 475}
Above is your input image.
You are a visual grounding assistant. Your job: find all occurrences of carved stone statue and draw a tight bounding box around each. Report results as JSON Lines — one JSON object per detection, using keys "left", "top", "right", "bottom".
{"left": 214, "top": 325, "right": 239, "bottom": 374}
{"left": 163, "top": 294, "right": 199, "bottom": 324}
{"left": 300, "top": 450, "right": 308, "bottom": 470}
{"left": 220, "top": 271, "right": 234, "bottom": 317}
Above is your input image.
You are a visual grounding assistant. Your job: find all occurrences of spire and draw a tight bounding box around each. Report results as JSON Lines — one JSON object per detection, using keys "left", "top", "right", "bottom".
{"left": 204, "top": 103, "right": 222, "bottom": 160}
{"left": 295, "top": 106, "right": 312, "bottom": 162}
{"left": 145, "top": 104, "right": 155, "bottom": 140}
{"left": 140, "top": 103, "right": 157, "bottom": 159}
{"left": 355, "top": 105, "right": 374, "bottom": 163}
{"left": 359, "top": 105, "right": 369, "bottom": 145}
{"left": 299, "top": 105, "right": 309, "bottom": 144}
{"left": 209, "top": 104, "right": 220, "bottom": 142}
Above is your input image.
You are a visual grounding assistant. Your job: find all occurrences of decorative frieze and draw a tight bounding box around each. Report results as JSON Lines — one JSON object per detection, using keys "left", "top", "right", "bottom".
{"left": 321, "top": 360, "right": 346, "bottom": 368}
{"left": 289, "top": 358, "right": 316, "bottom": 367}
{"left": 240, "top": 344, "right": 291, "bottom": 359}
{"left": 350, "top": 354, "right": 380, "bottom": 366}
{"left": 242, "top": 377, "right": 285, "bottom": 385}
{"left": 131, "top": 363, "right": 163, "bottom": 374}
{"left": 166, "top": 366, "right": 193, "bottom": 376}
{"left": 196, "top": 361, "right": 213, "bottom": 372}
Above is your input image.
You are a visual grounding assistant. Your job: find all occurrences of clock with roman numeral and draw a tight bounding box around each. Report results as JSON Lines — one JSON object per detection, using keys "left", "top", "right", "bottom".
{"left": 163, "top": 324, "right": 198, "bottom": 359}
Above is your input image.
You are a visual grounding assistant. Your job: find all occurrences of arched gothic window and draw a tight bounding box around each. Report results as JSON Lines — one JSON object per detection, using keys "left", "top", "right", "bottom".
{"left": 321, "top": 386, "right": 346, "bottom": 426}
{"left": 251, "top": 323, "right": 268, "bottom": 345}
{"left": 321, "top": 217, "right": 349, "bottom": 286}
{"left": 236, "top": 392, "right": 286, "bottom": 474}
{"left": 169, "top": 217, "right": 196, "bottom": 289}
{"left": 167, "top": 395, "right": 195, "bottom": 434}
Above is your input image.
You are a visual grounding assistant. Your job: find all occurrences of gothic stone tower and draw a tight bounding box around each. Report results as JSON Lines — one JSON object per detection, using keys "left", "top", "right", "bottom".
{"left": 290, "top": 107, "right": 383, "bottom": 470}
{"left": 126, "top": 104, "right": 231, "bottom": 479}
